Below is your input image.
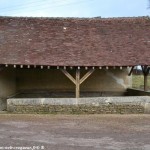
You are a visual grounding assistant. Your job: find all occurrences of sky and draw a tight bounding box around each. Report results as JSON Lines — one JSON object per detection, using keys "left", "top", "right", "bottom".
{"left": 0, "top": 0, "right": 149, "bottom": 18}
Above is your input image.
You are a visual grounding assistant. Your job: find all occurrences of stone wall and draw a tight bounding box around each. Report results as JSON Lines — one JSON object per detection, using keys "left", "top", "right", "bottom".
{"left": 7, "top": 96, "right": 150, "bottom": 114}
{"left": 8, "top": 104, "right": 144, "bottom": 114}
{"left": 16, "top": 68, "right": 131, "bottom": 93}
{"left": 0, "top": 68, "right": 16, "bottom": 111}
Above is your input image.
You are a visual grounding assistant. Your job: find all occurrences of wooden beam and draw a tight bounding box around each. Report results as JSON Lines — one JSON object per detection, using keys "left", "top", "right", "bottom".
{"left": 141, "top": 66, "right": 147, "bottom": 75}
{"left": 61, "top": 68, "right": 95, "bottom": 98}
{"left": 61, "top": 69, "right": 76, "bottom": 85}
{"left": 139, "top": 65, "right": 149, "bottom": 91}
{"left": 80, "top": 69, "right": 95, "bottom": 84}
{"left": 128, "top": 66, "right": 134, "bottom": 76}
{"left": 146, "top": 67, "right": 150, "bottom": 76}
{"left": 76, "top": 69, "right": 80, "bottom": 98}
{"left": 141, "top": 65, "right": 144, "bottom": 73}
{"left": 144, "top": 74, "right": 148, "bottom": 91}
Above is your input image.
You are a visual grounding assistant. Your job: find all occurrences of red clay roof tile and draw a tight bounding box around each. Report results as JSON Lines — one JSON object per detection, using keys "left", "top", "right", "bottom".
{"left": 0, "top": 16, "right": 150, "bottom": 66}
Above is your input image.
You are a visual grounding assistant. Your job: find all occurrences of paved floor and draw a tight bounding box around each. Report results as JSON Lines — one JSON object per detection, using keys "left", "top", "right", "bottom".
{"left": 0, "top": 114, "right": 150, "bottom": 150}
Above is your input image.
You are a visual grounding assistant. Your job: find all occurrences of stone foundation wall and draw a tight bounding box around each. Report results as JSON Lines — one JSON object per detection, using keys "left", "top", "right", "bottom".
{"left": 8, "top": 104, "right": 144, "bottom": 114}
{"left": 7, "top": 97, "right": 150, "bottom": 114}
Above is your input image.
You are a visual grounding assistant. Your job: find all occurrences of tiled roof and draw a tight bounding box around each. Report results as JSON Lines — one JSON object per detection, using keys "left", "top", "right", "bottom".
{"left": 0, "top": 16, "right": 150, "bottom": 66}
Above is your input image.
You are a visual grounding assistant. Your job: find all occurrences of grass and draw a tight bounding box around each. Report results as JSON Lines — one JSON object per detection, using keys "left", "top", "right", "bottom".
{"left": 132, "top": 75, "right": 150, "bottom": 90}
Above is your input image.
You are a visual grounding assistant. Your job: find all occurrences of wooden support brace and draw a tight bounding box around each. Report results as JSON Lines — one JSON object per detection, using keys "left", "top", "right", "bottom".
{"left": 141, "top": 66, "right": 147, "bottom": 75}
{"left": 137, "top": 65, "right": 149, "bottom": 92}
{"left": 141, "top": 65, "right": 144, "bottom": 73}
{"left": 146, "top": 67, "right": 150, "bottom": 76}
{"left": 61, "top": 68, "right": 95, "bottom": 98}
{"left": 60, "top": 69, "right": 76, "bottom": 85}
{"left": 141, "top": 66, "right": 149, "bottom": 91}
{"left": 80, "top": 69, "right": 95, "bottom": 84}
{"left": 128, "top": 66, "right": 134, "bottom": 76}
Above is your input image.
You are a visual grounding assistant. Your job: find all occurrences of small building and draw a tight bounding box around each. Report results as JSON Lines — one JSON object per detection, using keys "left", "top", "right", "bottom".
{"left": 0, "top": 16, "right": 150, "bottom": 112}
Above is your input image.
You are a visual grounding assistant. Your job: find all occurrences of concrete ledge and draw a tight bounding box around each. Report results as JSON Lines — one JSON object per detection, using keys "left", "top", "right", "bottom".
{"left": 126, "top": 88, "right": 150, "bottom": 96}
{"left": 7, "top": 96, "right": 150, "bottom": 114}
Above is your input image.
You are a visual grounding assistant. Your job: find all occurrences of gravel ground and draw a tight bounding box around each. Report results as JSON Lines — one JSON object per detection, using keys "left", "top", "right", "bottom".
{"left": 0, "top": 114, "right": 150, "bottom": 150}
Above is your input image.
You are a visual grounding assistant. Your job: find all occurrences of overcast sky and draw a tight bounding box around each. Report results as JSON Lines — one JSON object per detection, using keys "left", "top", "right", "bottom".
{"left": 0, "top": 0, "right": 149, "bottom": 18}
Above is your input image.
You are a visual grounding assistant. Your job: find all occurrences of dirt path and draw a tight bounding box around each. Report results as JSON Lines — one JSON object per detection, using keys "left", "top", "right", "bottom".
{"left": 0, "top": 114, "right": 149, "bottom": 150}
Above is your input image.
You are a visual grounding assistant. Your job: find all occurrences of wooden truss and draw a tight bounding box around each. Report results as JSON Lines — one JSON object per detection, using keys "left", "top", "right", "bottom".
{"left": 61, "top": 68, "right": 95, "bottom": 98}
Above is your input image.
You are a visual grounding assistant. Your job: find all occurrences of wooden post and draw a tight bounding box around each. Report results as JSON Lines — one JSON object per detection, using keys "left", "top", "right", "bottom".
{"left": 61, "top": 68, "right": 95, "bottom": 98}
{"left": 144, "top": 74, "right": 148, "bottom": 91}
{"left": 141, "top": 66, "right": 149, "bottom": 92}
{"left": 76, "top": 69, "right": 80, "bottom": 98}
{"left": 145, "top": 68, "right": 150, "bottom": 91}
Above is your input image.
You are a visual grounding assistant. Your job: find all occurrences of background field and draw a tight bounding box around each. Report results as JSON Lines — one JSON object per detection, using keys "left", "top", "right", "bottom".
{"left": 132, "top": 75, "right": 150, "bottom": 90}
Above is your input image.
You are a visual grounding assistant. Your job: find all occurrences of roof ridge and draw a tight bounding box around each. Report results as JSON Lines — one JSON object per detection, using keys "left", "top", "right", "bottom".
{"left": 0, "top": 15, "right": 149, "bottom": 20}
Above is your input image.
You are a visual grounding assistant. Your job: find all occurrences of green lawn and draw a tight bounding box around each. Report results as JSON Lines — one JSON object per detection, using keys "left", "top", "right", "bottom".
{"left": 132, "top": 75, "right": 150, "bottom": 90}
